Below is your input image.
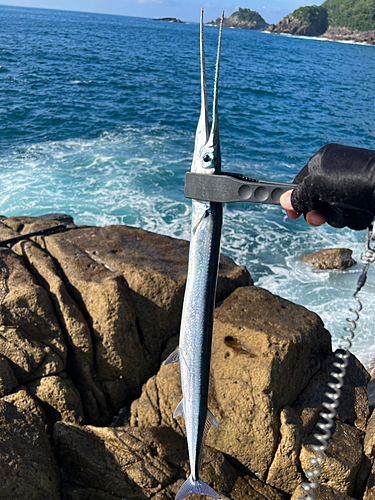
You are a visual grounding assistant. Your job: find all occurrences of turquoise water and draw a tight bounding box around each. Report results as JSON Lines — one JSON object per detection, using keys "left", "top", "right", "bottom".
{"left": 2, "top": 5, "right": 375, "bottom": 368}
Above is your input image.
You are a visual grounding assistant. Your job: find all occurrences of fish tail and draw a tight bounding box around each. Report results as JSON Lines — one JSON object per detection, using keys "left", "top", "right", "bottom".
{"left": 175, "top": 475, "right": 220, "bottom": 500}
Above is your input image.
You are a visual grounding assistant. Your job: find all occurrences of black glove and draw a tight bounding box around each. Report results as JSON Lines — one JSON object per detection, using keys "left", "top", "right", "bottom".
{"left": 291, "top": 143, "right": 375, "bottom": 230}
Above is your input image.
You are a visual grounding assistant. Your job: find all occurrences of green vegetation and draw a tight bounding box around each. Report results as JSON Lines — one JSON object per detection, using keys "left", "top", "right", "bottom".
{"left": 322, "top": 0, "right": 375, "bottom": 31}
{"left": 291, "top": 5, "right": 328, "bottom": 32}
{"left": 229, "top": 7, "right": 265, "bottom": 24}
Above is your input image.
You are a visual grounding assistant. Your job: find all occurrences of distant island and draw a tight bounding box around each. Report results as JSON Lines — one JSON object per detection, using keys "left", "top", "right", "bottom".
{"left": 268, "top": 0, "right": 375, "bottom": 45}
{"left": 207, "top": 8, "right": 269, "bottom": 31}
{"left": 152, "top": 17, "right": 184, "bottom": 23}
{"left": 151, "top": 3, "right": 375, "bottom": 45}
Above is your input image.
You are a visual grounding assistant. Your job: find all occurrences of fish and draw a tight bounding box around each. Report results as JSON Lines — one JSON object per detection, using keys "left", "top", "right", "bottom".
{"left": 164, "top": 9, "right": 224, "bottom": 500}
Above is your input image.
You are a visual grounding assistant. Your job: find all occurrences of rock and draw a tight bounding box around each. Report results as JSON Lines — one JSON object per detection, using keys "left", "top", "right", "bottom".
{"left": 131, "top": 285, "right": 332, "bottom": 482}
{"left": 152, "top": 17, "right": 184, "bottom": 23}
{"left": 0, "top": 247, "right": 67, "bottom": 382}
{"left": 0, "top": 400, "right": 60, "bottom": 500}
{"left": 2, "top": 385, "right": 47, "bottom": 423}
{"left": 301, "top": 248, "right": 356, "bottom": 270}
{"left": 208, "top": 9, "right": 269, "bottom": 31}
{"left": 16, "top": 239, "right": 109, "bottom": 425}
{"left": 269, "top": 5, "right": 328, "bottom": 37}
{"left": 37, "top": 221, "right": 249, "bottom": 417}
{"left": 0, "top": 353, "right": 18, "bottom": 396}
{"left": 27, "top": 373, "right": 84, "bottom": 425}
{"left": 321, "top": 26, "right": 375, "bottom": 45}
{"left": 54, "top": 422, "right": 284, "bottom": 500}
{"left": 300, "top": 421, "right": 364, "bottom": 496}
{"left": 291, "top": 484, "right": 356, "bottom": 499}
{"left": 0, "top": 216, "right": 250, "bottom": 426}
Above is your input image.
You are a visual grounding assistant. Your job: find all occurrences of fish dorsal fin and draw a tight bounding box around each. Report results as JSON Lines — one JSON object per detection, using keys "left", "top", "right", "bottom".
{"left": 203, "top": 409, "right": 220, "bottom": 444}
{"left": 164, "top": 348, "right": 180, "bottom": 365}
{"left": 173, "top": 399, "right": 184, "bottom": 419}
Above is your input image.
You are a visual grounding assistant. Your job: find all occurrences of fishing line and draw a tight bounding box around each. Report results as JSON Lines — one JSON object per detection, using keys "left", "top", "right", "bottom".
{"left": 299, "top": 223, "right": 375, "bottom": 500}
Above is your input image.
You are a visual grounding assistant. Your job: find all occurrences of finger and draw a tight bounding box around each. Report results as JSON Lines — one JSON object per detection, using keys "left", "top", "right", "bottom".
{"left": 306, "top": 210, "right": 327, "bottom": 226}
{"left": 280, "top": 190, "right": 294, "bottom": 211}
{"left": 286, "top": 210, "right": 301, "bottom": 220}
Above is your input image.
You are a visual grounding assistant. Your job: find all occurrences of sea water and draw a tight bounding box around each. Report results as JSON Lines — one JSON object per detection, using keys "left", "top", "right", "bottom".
{"left": 1, "top": 5, "right": 375, "bottom": 368}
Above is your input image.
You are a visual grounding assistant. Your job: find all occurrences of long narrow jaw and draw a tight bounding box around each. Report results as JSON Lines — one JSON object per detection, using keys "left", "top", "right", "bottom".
{"left": 191, "top": 10, "right": 224, "bottom": 176}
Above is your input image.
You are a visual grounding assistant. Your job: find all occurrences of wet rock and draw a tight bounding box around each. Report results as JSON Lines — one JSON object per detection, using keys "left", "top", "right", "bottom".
{"left": 0, "top": 400, "right": 60, "bottom": 500}
{"left": 131, "top": 285, "right": 332, "bottom": 481}
{"left": 301, "top": 248, "right": 356, "bottom": 270}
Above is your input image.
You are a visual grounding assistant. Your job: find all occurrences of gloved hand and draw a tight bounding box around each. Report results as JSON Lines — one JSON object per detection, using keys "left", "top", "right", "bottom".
{"left": 290, "top": 143, "right": 375, "bottom": 231}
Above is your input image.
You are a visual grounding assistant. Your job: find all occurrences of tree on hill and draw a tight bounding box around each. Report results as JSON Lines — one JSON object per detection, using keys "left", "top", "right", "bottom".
{"left": 322, "top": 0, "right": 375, "bottom": 31}
{"left": 289, "top": 5, "right": 328, "bottom": 34}
{"left": 229, "top": 7, "right": 266, "bottom": 24}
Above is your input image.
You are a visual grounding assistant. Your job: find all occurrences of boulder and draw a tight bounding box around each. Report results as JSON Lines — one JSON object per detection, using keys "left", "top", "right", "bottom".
{"left": 2, "top": 385, "right": 47, "bottom": 423}
{"left": 131, "top": 285, "right": 333, "bottom": 482}
{"left": 0, "top": 247, "right": 67, "bottom": 382}
{"left": 27, "top": 373, "right": 84, "bottom": 425}
{"left": 0, "top": 400, "right": 60, "bottom": 500}
{"left": 301, "top": 248, "right": 356, "bottom": 270}
{"left": 291, "top": 484, "right": 356, "bottom": 499}
{"left": 54, "top": 422, "right": 284, "bottom": 500}
{"left": 0, "top": 215, "right": 251, "bottom": 425}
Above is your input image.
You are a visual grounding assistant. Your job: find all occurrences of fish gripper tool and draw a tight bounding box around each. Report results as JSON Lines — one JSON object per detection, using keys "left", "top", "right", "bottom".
{"left": 184, "top": 172, "right": 296, "bottom": 205}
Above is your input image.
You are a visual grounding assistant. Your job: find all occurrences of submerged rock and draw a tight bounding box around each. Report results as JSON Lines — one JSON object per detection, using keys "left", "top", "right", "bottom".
{"left": 301, "top": 247, "right": 356, "bottom": 270}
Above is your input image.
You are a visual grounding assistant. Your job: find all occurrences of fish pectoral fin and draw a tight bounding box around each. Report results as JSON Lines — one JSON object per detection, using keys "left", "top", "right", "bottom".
{"left": 173, "top": 399, "right": 184, "bottom": 419}
{"left": 208, "top": 409, "right": 220, "bottom": 430}
{"left": 163, "top": 348, "right": 180, "bottom": 365}
{"left": 202, "top": 409, "right": 220, "bottom": 444}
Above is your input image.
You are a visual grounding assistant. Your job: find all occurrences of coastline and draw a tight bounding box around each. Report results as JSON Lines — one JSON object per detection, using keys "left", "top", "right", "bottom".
{"left": 264, "top": 29, "right": 375, "bottom": 46}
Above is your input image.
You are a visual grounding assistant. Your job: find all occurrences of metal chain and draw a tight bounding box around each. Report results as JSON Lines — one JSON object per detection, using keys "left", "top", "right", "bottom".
{"left": 299, "top": 223, "right": 375, "bottom": 500}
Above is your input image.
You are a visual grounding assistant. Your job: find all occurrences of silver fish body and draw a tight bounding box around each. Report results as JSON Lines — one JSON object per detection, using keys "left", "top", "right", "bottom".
{"left": 164, "top": 10, "right": 224, "bottom": 500}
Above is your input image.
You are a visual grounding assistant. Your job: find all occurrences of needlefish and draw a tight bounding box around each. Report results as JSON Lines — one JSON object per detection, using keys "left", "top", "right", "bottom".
{"left": 164, "top": 9, "right": 223, "bottom": 500}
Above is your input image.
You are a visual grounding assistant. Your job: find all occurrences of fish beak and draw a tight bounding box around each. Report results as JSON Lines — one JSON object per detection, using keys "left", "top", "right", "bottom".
{"left": 191, "top": 9, "right": 223, "bottom": 176}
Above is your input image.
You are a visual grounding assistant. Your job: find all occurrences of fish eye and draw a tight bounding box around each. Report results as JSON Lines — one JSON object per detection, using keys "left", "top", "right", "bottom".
{"left": 201, "top": 152, "right": 213, "bottom": 168}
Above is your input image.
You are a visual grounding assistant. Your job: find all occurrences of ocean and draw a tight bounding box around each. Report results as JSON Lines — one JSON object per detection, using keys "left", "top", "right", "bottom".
{"left": 1, "top": 5, "right": 375, "bottom": 369}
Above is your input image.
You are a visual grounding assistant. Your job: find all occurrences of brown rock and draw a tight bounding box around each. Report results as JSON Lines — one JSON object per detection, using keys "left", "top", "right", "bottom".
{"left": 27, "top": 374, "right": 84, "bottom": 424}
{"left": 300, "top": 421, "right": 364, "bottom": 496}
{"left": 54, "top": 422, "right": 283, "bottom": 500}
{"left": 2, "top": 385, "right": 47, "bottom": 423}
{"left": 54, "top": 423, "right": 227, "bottom": 499}
{"left": 266, "top": 406, "right": 304, "bottom": 493}
{"left": 16, "top": 239, "right": 109, "bottom": 425}
{"left": 301, "top": 248, "right": 356, "bottom": 270}
{"left": 291, "top": 484, "right": 356, "bottom": 499}
{"left": 0, "top": 400, "right": 60, "bottom": 500}
{"left": 131, "top": 285, "right": 332, "bottom": 481}
{"left": 0, "top": 247, "right": 67, "bottom": 381}
{"left": 0, "top": 216, "right": 250, "bottom": 425}
{"left": 0, "top": 353, "right": 18, "bottom": 396}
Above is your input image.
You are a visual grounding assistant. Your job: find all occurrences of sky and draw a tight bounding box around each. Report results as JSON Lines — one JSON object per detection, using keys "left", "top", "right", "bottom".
{"left": 0, "top": 0, "right": 315, "bottom": 25}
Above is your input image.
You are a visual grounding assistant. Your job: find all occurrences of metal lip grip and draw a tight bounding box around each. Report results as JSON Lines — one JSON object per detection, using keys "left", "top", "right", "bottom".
{"left": 185, "top": 172, "right": 296, "bottom": 206}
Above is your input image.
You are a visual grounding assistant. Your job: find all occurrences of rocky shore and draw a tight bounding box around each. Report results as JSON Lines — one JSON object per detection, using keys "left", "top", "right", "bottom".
{"left": 1, "top": 214, "right": 375, "bottom": 499}
{"left": 268, "top": 18, "right": 375, "bottom": 45}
